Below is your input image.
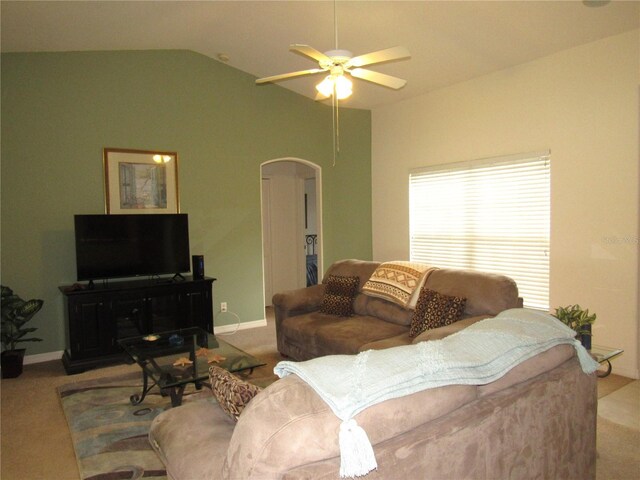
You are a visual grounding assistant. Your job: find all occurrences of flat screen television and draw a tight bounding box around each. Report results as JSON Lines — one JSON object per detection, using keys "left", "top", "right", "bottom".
{"left": 74, "top": 214, "right": 190, "bottom": 281}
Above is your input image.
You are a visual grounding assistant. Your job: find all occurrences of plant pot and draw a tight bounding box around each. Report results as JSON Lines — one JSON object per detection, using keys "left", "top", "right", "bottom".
{"left": 580, "top": 324, "right": 592, "bottom": 350}
{"left": 1, "top": 349, "right": 26, "bottom": 378}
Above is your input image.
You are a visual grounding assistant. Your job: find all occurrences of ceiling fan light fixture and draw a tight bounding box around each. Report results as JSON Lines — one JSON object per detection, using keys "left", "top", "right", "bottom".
{"left": 334, "top": 74, "right": 352, "bottom": 99}
{"left": 316, "top": 74, "right": 352, "bottom": 99}
{"left": 315, "top": 76, "right": 334, "bottom": 97}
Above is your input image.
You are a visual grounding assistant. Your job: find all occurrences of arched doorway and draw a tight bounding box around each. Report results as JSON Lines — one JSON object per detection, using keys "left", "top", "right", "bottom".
{"left": 260, "top": 158, "right": 322, "bottom": 307}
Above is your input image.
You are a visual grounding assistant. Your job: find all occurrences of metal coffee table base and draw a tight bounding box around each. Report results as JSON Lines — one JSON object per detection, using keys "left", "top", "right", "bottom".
{"left": 130, "top": 370, "right": 206, "bottom": 407}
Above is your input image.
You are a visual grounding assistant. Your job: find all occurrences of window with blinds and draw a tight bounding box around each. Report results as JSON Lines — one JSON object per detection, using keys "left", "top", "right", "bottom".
{"left": 409, "top": 151, "right": 550, "bottom": 310}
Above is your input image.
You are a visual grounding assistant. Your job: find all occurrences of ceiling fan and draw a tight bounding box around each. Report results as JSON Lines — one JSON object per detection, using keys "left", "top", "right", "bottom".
{"left": 255, "top": 1, "right": 410, "bottom": 163}
{"left": 255, "top": 44, "right": 411, "bottom": 100}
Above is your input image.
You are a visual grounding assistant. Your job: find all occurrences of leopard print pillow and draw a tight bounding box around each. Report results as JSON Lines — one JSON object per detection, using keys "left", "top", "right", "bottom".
{"left": 319, "top": 274, "right": 360, "bottom": 317}
{"left": 409, "top": 288, "right": 467, "bottom": 337}
{"left": 209, "top": 365, "right": 262, "bottom": 421}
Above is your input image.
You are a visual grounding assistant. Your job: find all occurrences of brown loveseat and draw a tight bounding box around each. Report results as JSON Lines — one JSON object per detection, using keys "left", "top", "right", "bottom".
{"left": 273, "top": 259, "right": 523, "bottom": 360}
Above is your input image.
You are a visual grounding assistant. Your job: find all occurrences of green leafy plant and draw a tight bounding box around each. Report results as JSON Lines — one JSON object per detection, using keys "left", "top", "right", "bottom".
{"left": 1, "top": 285, "right": 43, "bottom": 352}
{"left": 552, "top": 304, "right": 596, "bottom": 337}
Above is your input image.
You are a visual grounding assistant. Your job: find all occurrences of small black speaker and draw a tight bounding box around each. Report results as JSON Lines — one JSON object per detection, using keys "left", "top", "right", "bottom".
{"left": 192, "top": 255, "right": 205, "bottom": 279}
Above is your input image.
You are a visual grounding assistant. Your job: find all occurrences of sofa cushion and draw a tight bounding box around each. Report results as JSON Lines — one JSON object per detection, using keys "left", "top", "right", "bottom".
{"left": 319, "top": 275, "right": 359, "bottom": 316}
{"left": 209, "top": 366, "right": 262, "bottom": 421}
{"left": 424, "top": 268, "right": 519, "bottom": 316}
{"left": 353, "top": 293, "right": 413, "bottom": 327}
{"left": 149, "top": 398, "right": 233, "bottom": 480}
{"left": 280, "top": 313, "right": 408, "bottom": 357}
{"left": 409, "top": 288, "right": 466, "bottom": 337}
{"left": 223, "top": 374, "right": 478, "bottom": 479}
{"left": 362, "top": 261, "right": 431, "bottom": 307}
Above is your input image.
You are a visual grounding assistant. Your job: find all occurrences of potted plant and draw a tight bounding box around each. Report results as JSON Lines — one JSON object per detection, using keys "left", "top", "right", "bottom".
{"left": 1, "top": 285, "right": 43, "bottom": 378}
{"left": 552, "top": 304, "right": 596, "bottom": 350}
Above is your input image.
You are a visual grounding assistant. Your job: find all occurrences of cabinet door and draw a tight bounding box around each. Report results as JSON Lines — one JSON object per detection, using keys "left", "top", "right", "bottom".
{"left": 69, "top": 296, "right": 112, "bottom": 359}
{"left": 112, "top": 295, "right": 148, "bottom": 339}
{"left": 183, "top": 286, "right": 213, "bottom": 332}
{"left": 147, "top": 290, "right": 182, "bottom": 333}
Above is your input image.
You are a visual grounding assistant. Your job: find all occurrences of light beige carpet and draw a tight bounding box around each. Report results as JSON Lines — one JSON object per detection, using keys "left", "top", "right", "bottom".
{"left": 596, "top": 415, "right": 640, "bottom": 479}
{"left": 595, "top": 379, "right": 640, "bottom": 479}
{"left": 598, "top": 380, "right": 640, "bottom": 430}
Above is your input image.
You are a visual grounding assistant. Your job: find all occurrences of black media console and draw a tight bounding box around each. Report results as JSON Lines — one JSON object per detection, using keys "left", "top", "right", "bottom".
{"left": 60, "top": 276, "right": 215, "bottom": 374}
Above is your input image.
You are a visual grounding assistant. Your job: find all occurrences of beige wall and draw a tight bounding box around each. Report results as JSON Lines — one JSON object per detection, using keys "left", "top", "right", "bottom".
{"left": 372, "top": 30, "right": 639, "bottom": 379}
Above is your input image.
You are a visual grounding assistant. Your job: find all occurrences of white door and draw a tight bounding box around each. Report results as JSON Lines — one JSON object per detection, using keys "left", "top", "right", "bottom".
{"left": 261, "top": 159, "right": 322, "bottom": 307}
{"left": 261, "top": 178, "right": 273, "bottom": 305}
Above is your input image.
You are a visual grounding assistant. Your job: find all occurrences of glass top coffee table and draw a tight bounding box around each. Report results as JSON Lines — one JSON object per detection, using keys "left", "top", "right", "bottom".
{"left": 118, "top": 327, "right": 265, "bottom": 407}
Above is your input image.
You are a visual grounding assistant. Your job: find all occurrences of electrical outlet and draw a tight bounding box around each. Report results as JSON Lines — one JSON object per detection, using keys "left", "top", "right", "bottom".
{"left": 221, "top": 302, "right": 227, "bottom": 312}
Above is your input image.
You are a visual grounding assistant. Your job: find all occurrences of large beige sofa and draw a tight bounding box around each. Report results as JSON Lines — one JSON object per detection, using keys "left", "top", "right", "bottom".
{"left": 148, "top": 259, "right": 597, "bottom": 479}
{"left": 149, "top": 344, "right": 596, "bottom": 479}
{"left": 274, "top": 259, "right": 522, "bottom": 360}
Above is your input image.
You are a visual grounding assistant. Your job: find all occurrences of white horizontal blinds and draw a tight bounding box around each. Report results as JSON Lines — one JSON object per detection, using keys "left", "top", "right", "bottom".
{"left": 409, "top": 152, "right": 550, "bottom": 310}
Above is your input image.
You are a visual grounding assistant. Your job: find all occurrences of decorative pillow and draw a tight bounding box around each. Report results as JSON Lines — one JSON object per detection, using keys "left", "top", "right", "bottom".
{"left": 209, "top": 366, "right": 262, "bottom": 421}
{"left": 362, "top": 261, "right": 431, "bottom": 307}
{"left": 409, "top": 288, "right": 467, "bottom": 337}
{"left": 320, "top": 275, "right": 360, "bottom": 316}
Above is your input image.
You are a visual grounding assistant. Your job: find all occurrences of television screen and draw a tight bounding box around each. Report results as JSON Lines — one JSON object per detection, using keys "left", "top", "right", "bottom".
{"left": 74, "top": 214, "right": 190, "bottom": 281}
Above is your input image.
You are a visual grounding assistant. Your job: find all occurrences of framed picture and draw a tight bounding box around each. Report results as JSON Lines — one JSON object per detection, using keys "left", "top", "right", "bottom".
{"left": 104, "top": 148, "right": 179, "bottom": 214}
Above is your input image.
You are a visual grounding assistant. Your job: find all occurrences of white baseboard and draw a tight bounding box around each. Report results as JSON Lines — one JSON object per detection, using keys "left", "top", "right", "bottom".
{"left": 214, "top": 318, "right": 267, "bottom": 335}
{"left": 24, "top": 350, "right": 63, "bottom": 365}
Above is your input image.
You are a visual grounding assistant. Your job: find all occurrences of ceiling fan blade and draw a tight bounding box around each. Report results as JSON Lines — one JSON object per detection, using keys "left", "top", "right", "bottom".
{"left": 289, "top": 44, "right": 333, "bottom": 64}
{"left": 349, "top": 68, "right": 407, "bottom": 89}
{"left": 346, "top": 46, "right": 410, "bottom": 69}
{"left": 255, "top": 68, "right": 326, "bottom": 85}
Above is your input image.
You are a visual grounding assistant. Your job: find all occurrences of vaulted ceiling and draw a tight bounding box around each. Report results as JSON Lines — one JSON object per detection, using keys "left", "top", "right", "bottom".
{"left": 2, "top": 1, "right": 638, "bottom": 109}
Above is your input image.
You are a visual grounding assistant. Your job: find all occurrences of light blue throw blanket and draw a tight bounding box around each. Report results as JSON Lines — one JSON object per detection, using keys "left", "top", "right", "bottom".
{"left": 274, "top": 308, "right": 599, "bottom": 478}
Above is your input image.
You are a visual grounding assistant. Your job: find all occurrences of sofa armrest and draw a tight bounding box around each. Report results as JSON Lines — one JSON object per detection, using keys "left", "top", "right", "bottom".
{"left": 272, "top": 284, "right": 325, "bottom": 314}
{"left": 273, "top": 285, "right": 325, "bottom": 357}
{"left": 411, "top": 315, "right": 491, "bottom": 343}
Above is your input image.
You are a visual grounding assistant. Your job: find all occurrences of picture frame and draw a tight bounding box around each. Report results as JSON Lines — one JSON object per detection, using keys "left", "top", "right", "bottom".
{"left": 104, "top": 148, "right": 180, "bottom": 214}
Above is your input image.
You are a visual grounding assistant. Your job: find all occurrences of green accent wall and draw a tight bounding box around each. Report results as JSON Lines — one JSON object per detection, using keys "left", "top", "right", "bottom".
{"left": 1, "top": 50, "right": 372, "bottom": 356}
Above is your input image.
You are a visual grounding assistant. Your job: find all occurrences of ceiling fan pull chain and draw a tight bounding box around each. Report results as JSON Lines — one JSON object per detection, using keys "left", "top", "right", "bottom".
{"left": 331, "top": 84, "right": 341, "bottom": 167}
{"left": 332, "top": 87, "right": 336, "bottom": 167}
{"left": 336, "top": 95, "right": 341, "bottom": 157}
{"left": 334, "top": 0, "right": 339, "bottom": 50}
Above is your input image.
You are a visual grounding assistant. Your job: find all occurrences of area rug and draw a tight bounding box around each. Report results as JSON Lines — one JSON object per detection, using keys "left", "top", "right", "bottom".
{"left": 58, "top": 353, "right": 281, "bottom": 480}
